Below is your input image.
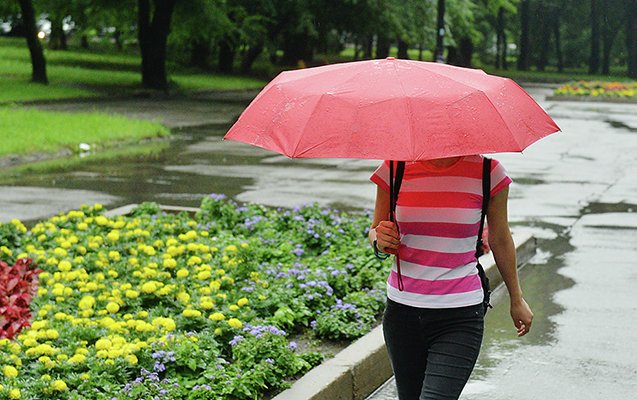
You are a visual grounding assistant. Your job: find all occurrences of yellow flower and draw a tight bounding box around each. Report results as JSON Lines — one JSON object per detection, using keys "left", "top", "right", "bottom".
{"left": 69, "top": 353, "right": 86, "bottom": 364}
{"left": 176, "top": 268, "right": 189, "bottom": 278}
{"left": 182, "top": 309, "right": 202, "bottom": 318}
{"left": 106, "top": 302, "right": 120, "bottom": 314}
{"left": 227, "top": 318, "right": 242, "bottom": 329}
{"left": 163, "top": 258, "right": 177, "bottom": 269}
{"left": 237, "top": 297, "right": 249, "bottom": 307}
{"left": 126, "top": 290, "right": 140, "bottom": 299}
{"left": 229, "top": 305, "right": 239, "bottom": 311}
{"left": 126, "top": 354, "right": 138, "bottom": 365}
{"left": 57, "top": 260, "right": 72, "bottom": 272}
{"left": 95, "top": 216, "right": 108, "bottom": 226}
{"left": 107, "top": 230, "right": 120, "bottom": 242}
{"left": 51, "top": 379, "right": 68, "bottom": 391}
{"left": 214, "top": 328, "right": 223, "bottom": 335}
{"left": 209, "top": 312, "right": 225, "bottom": 321}
{"left": 197, "top": 270, "right": 211, "bottom": 280}
{"left": 45, "top": 329, "right": 59, "bottom": 340}
{"left": 9, "top": 388, "right": 20, "bottom": 399}
{"left": 95, "top": 339, "right": 112, "bottom": 351}
{"left": 3, "top": 365, "right": 18, "bottom": 378}
{"left": 79, "top": 296, "right": 96, "bottom": 310}
{"left": 225, "top": 245, "right": 238, "bottom": 252}
{"left": 141, "top": 281, "right": 158, "bottom": 294}
{"left": 177, "top": 292, "right": 190, "bottom": 303}
{"left": 40, "top": 374, "right": 52, "bottom": 381}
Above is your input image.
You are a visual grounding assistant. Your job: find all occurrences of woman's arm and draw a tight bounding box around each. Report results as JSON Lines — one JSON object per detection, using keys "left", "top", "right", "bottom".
{"left": 487, "top": 186, "right": 534, "bottom": 336}
{"left": 369, "top": 186, "right": 400, "bottom": 254}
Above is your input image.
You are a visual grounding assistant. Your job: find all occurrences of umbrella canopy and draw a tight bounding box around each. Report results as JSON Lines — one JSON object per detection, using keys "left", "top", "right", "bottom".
{"left": 224, "top": 57, "right": 560, "bottom": 161}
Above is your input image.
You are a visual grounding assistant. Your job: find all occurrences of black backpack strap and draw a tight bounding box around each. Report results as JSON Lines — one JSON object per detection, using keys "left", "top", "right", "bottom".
{"left": 476, "top": 157, "right": 492, "bottom": 313}
{"left": 386, "top": 160, "right": 406, "bottom": 291}
{"left": 388, "top": 161, "right": 405, "bottom": 223}
{"left": 476, "top": 157, "right": 491, "bottom": 258}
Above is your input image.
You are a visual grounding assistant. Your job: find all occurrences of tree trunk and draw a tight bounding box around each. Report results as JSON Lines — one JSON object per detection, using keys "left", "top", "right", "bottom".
{"left": 496, "top": 7, "right": 506, "bottom": 69}
{"left": 600, "top": 0, "right": 615, "bottom": 75}
{"left": 364, "top": 35, "right": 373, "bottom": 59}
{"left": 138, "top": 0, "right": 177, "bottom": 91}
{"left": 49, "top": 16, "right": 67, "bottom": 50}
{"left": 218, "top": 38, "right": 235, "bottom": 73}
{"left": 554, "top": 11, "right": 564, "bottom": 72}
{"left": 81, "top": 34, "right": 89, "bottom": 49}
{"left": 376, "top": 33, "right": 390, "bottom": 59}
{"left": 589, "top": 0, "right": 601, "bottom": 74}
{"left": 627, "top": 0, "right": 637, "bottom": 78}
{"left": 454, "top": 37, "right": 473, "bottom": 67}
{"left": 190, "top": 38, "right": 210, "bottom": 70}
{"left": 281, "top": 33, "right": 313, "bottom": 66}
{"left": 397, "top": 39, "right": 409, "bottom": 59}
{"left": 537, "top": 1, "right": 549, "bottom": 71}
{"left": 17, "top": 0, "right": 47, "bottom": 84}
{"left": 517, "top": 0, "right": 530, "bottom": 70}
{"left": 435, "top": 0, "right": 446, "bottom": 61}
{"left": 240, "top": 43, "right": 264, "bottom": 74}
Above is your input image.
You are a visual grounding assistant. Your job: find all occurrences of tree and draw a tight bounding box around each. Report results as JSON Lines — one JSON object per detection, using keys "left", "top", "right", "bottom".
{"left": 626, "top": 0, "right": 637, "bottom": 78}
{"left": 435, "top": 0, "right": 446, "bottom": 61}
{"left": 17, "top": 0, "right": 48, "bottom": 83}
{"left": 138, "top": 0, "right": 177, "bottom": 90}
{"left": 589, "top": 0, "right": 601, "bottom": 74}
{"left": 517, "top": 0, "right": 530, "bottom": 70}
{"left": 600, "top": 0, "right": 624, "bottom": 74}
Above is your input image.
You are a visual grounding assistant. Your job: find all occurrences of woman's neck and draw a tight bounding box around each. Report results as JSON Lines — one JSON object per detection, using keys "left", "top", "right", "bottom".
{"left": 424, "top": 156, "right": 462, "bottom": 169}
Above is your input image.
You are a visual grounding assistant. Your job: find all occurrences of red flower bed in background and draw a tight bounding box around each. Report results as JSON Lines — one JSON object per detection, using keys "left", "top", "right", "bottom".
{"left": 0, "top": 258, "right": 42, "bottom": 339}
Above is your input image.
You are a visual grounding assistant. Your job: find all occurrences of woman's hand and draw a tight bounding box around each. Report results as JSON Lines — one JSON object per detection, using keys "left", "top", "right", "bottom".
{"left": 510, "top": 297, "right": 533, "bottom": 337}
{"left": 375, "top": 220, "right": 401, "bottom": 254}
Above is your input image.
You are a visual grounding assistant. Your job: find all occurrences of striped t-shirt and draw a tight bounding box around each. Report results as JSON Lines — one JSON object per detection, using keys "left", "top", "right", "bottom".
{"left": 370, "top": 155, "right": 512, "bottom": 309}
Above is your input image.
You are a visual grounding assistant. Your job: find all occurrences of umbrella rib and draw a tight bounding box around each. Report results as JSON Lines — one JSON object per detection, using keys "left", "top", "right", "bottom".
{"left": 478, "top": 89, "right": 523, "bottom": 151}
{"left": 392, "top": 61, "right": 415, "bottom": 161}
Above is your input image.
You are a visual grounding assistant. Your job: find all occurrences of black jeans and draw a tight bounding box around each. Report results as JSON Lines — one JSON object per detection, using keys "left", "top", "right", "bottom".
{"left": 382, "top": 299, "right": 484, "bottom": 400}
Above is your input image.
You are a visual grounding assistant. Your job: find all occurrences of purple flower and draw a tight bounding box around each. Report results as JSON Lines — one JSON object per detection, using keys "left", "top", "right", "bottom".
{"left": 229, "top": 335, "right": 244, "bottom": 346}
{"left": 265, "top": 358, "right": 274, "bottom": 364}
{"left": 288, "top": 341, "right": 298, "bottom": 350}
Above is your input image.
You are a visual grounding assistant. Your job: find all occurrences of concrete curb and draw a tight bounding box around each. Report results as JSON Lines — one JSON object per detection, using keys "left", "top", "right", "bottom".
{"left": 272, "top": 232, "right": 536, "bottom": 400}
{"left": 104, "top": 204, "right": 535, "bottom": 400}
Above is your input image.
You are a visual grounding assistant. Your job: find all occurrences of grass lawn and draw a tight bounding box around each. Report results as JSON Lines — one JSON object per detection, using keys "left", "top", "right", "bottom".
{"left": 0, "top": 106, "right": 169, "bottom": 158}
{"left": 0, "top": 37, "right": 266, "bottom": 103}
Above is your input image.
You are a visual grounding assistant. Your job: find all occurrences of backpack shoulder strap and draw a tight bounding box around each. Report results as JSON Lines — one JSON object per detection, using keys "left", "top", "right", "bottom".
{"left": 476, "top": 157, "right": 491, "bottom": 258}
{"left": 389, "top": 161, "right": 406, "bottom": 222}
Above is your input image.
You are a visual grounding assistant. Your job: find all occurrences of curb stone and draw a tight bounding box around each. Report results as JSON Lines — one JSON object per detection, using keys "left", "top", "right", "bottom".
{"left": 105, "top": 204, "right": 535, "bottom": 400}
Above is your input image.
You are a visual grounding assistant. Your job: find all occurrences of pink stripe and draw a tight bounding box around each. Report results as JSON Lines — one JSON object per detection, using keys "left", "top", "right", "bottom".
{"left": 399, "top": 221, "right": 480, "bottom": 238}
{"left": 400, "top": 191, "right": 481, "bottom": 208}
{"left": 389, "top": 270, "right": 481, "bottom": 294}
{"left": 400, "top": 247, "right": 476, "bottom": 268}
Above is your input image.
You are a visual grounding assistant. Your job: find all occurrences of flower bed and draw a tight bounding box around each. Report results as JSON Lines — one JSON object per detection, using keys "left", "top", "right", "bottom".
{"left": 553, "top": 80, "right": 637, "bottom": 100}
{"left": 0, "top": 196, "right": 387, "bottom": 399}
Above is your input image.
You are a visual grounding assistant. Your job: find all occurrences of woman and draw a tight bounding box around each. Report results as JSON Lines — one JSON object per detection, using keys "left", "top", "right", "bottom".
{"left": 369, "top": 155, "right": 533, "bottom": 400}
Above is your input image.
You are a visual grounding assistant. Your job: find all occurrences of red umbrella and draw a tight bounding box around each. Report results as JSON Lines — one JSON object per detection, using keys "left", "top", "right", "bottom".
{"left": 224, "top": 58, "right": 560, "bottom": 291}
{"left": 224, "top": 57, "right": 559, "bottom": 161}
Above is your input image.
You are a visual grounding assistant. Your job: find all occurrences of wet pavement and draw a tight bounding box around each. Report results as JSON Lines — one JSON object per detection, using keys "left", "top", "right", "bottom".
{"left": 1, "top": 84, "right": 637, "bottom": 399}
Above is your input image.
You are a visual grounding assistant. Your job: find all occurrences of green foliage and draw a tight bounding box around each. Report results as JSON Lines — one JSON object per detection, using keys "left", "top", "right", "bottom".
{"left": 0, "top": 196, "right": 390, "bottom": 399}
